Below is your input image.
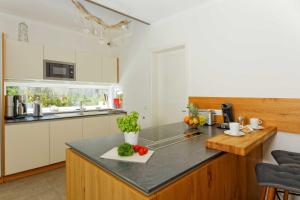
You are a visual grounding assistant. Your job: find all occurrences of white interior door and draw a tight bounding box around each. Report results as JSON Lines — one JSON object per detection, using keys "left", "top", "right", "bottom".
{"left": 152, "top": 45, "right": 187, "bottom": 126}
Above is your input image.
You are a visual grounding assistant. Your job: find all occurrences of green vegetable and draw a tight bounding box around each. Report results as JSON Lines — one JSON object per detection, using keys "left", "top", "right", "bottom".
{"left": 117, "top": 143, "right": 135, "bottom": 156}
{"left": 117, "top": 112, "right": 141, "bottom": 133}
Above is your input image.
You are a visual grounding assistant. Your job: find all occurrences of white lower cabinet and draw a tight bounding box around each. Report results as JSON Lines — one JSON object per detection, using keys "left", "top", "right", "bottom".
{"left": 110, "top": 114, "right": 123, "bottom": 134}
{"left": 5, "top": 114, "right": 124, "bottom": 175}
{"left": 49, "top": 119, "right": 83, "bottom": 164}
{"left": 82, "top": 116, "right": 111, "bottom": 138}
{"left": 5, "top": 122, "right": 50, "bottom": 175}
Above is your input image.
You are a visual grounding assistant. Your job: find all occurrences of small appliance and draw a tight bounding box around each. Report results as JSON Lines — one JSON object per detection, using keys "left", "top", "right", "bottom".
{"left": 5, "top": 95, "right": 27, "bottom": 119}
{"left": 33, "top": 98, "right": 43, "bottom": 117}
{"left": 221, "top": 103, "right": 234, "bottom": 123}
{"left": 217, "top": 103, "right": 234, "bottom": 129}
{"left": 198, "top": 109, "right": 215, "bottom": 126}
{"left": 44, "top": 60, "right": 75, "bottom": 81}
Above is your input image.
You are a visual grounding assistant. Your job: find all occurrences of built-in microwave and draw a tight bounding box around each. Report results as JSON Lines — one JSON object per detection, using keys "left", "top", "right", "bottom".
{"left": 43, "top": 60, "right": 76, "bottom": 81}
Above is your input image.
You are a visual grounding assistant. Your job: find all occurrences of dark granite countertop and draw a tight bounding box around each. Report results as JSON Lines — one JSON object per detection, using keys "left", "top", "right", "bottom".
{"left": 66, "top": 122, "right": 224, "bottom": 195}
{"left": 5, "top": 110, "right": 127, "bottom": 124}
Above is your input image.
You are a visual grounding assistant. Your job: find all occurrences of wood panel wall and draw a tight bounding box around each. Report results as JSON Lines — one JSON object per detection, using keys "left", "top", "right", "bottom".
{"left": 189, "top": 96, "right": 300, "bottom": 134}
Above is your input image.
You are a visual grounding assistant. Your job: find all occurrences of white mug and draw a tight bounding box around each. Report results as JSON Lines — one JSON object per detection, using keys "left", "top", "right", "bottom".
{"left": 229, "top": 122, "right": 240, "bottom": 135}
{"left": 250, "top": 118, "right": 263, "bottom": 129}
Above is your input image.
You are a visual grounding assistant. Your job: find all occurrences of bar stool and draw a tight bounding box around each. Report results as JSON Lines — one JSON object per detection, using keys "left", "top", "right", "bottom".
{"left": 256, "top": 163, "right": 300, "bottom": 200}
{"left": 272, "top": 150, "right": 300, "bottom": 167}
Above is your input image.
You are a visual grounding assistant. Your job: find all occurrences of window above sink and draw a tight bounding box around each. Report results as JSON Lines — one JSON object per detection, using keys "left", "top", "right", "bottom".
{"left": 5, "top": 81, "right": 123, "bottom": 114}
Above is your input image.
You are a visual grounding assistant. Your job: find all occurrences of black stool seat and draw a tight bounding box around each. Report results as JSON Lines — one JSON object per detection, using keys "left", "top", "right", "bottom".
{"left": 256, "top": 163, "right": 300, "bottom": 193}
{"left": 272, "top": 150, "right": 300, "bottom": 166}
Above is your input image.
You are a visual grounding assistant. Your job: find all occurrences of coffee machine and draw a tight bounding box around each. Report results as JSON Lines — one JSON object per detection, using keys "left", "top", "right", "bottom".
{"left": 217, "top": 103, "right": 234, "bottom": 129}
{"left": 5, "top": 95, "right": 27, "bottom": 119}
{"left": 221, "top": 103, "right": 234, "bottom": 123}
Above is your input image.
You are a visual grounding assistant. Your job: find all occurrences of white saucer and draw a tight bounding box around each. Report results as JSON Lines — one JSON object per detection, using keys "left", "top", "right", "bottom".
{"left": 224, "top": 130, "right": 245, "bottom": 137}
{"left": 246, "top": 125, "right": 264, "bottom": 130}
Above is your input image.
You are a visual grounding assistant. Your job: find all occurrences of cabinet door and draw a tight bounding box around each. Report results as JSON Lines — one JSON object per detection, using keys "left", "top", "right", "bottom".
{"left": 76, "top": 51, "right": 102, "bottom": 82}
{"left": 44, "top": 45, "right": 75, "bottom": 63}
{"left": 102, "top": 57, "right": 118, "bottom": 83}
{"left": 50, "top": 119, "right": 82, "bottom": 164}
{"left": 6, "top": 39, "right": 43, "bottom": 80}
{"left": 5, "top": 122, "right": 50, "bottom": 175}
{"left": 82, "top": 116, "right": 111, "bottom": 139}
{"left": 110, "top": 114, "right": 125, "bottom": 134}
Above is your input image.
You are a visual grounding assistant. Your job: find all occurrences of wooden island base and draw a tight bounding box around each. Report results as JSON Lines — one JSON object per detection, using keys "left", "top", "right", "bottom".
{"left": 66, "top": 145, "right": 262, "bottom": 200}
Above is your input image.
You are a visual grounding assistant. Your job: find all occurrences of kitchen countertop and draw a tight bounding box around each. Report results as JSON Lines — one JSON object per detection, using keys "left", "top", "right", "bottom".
{"left": 66, "top": 122, "right": 224, "bottom": 195}
{"left": 206, "top": 126, "right": 277, "bottom": 156}
{"left": 5, "top": 109, "right": 127, "bottom": 124}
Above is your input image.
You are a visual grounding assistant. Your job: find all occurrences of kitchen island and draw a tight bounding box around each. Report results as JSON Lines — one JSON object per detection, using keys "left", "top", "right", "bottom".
{"left": 66, "top": 122, "right": 277, "bottom": 200}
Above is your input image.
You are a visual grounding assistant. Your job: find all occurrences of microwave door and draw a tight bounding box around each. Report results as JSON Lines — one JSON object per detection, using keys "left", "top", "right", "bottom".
{"left": 44, "top": 60, "right": 75, "bottom": 80}
{"left": 52, "top": 65, "right": 67, "bottom": 78}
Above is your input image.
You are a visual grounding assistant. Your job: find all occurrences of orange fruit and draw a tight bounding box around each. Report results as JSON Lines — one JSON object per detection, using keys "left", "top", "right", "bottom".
{"left": 184, "top": 116, "right": 190, "bottom": 124}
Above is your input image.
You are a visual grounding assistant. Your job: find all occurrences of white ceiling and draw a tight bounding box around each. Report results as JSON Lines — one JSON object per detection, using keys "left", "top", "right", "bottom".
{"left": 0, "top": 0, "right": 209, "bottom": 31}
{"left": 0, "top": 0, "right": 129, "bottom": 32}
{"left": 89, "top": 0, "right": 209, "bottom": 23}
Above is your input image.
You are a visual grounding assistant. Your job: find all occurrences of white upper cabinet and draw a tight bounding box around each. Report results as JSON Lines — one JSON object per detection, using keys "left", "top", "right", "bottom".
{"left": 76, "top": 51, "right": 102, "bottom": 82}
{"left": 5, "top": 39, "right": 43, "bottom": 80}
{"left": 102, "top": 56, "right": 118, "bottom": 83}
{"left": 44, "top": 45, "right": 75, "bottom": 63}
{"left": 5, "top": 39, "right": 119, "bottom": 83}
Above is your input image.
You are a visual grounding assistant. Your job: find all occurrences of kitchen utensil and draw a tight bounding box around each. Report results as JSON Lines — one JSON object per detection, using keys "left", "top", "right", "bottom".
{"left": 100, "top": 147, "right": 154, "bottom": 163}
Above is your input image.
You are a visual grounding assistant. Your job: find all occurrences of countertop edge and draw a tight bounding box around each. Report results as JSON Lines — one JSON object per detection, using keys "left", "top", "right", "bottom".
{"left": 5, "top": 111, "right": 127, "bottom": 124}
{"left": 67, "top": 145, "right": 224, "bottom": 196}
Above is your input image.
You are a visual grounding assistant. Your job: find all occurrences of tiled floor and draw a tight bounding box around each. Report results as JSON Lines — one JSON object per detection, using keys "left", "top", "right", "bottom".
{"left": 0, "top": 167, "right": 65, "bottom": 200}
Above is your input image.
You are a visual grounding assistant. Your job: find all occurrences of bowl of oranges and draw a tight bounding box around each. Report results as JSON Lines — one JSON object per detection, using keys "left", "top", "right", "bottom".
{"left": 184, "top": 104, "right": 206, "bottom": 129}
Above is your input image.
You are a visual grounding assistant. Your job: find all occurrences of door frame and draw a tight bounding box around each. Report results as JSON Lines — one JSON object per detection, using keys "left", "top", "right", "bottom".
{"left": 151, "top": 42, "right": 190, "bottom": 126}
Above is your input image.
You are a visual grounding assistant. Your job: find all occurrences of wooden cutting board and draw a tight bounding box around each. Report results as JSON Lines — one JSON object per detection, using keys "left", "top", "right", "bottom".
{"left": 206, "top": 126, "right": 277, "bottom": 156}
{"left": 100, "top": 147, "right": 154, "bottom": 163}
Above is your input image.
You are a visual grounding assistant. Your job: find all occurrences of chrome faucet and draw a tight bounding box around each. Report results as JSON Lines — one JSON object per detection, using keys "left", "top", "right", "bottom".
{"left": 79, "top": 100, "right": 85, "bottom": 114}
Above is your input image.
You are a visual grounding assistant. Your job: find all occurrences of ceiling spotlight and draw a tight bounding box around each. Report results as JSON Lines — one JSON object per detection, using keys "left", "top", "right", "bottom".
{"left": 121, "top": 24, "right": 128, "bottom": 30}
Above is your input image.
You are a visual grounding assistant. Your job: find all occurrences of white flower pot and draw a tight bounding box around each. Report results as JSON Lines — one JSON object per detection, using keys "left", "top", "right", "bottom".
{"left": 124, "top": 132, "right": 139, "bottom": 145}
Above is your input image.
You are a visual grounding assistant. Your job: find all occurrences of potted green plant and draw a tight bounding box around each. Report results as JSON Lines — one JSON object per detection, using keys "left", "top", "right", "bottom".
{"left": 117, "top": 112, "right": 141, "bottom": 145}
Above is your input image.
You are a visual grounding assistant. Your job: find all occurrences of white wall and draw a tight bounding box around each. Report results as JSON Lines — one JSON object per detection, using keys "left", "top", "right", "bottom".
{"left": 0, "top": 12, "right": 115, "bottom": 55}
{"left": 118, "top": 0, "right": 300, "bottom": 185}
